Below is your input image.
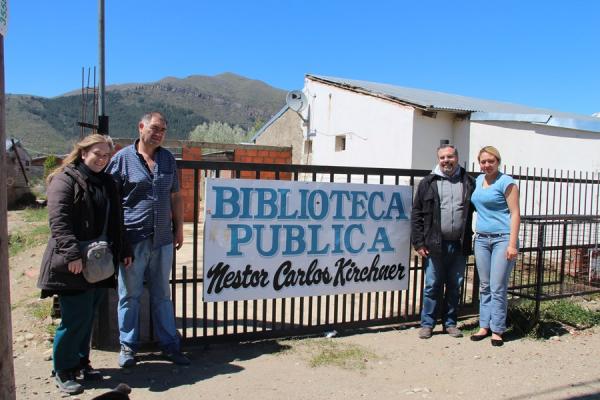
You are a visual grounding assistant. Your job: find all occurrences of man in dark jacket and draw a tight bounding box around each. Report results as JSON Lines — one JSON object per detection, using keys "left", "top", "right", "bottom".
{"left": 411, "top": 144, "right": 475, "bottom": 339}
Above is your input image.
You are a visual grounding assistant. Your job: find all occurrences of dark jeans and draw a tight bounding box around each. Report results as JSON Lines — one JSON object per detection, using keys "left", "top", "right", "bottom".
{"left": 53, "top": 288, "right": 106, "bottom": 372}
{"left": 420, "top": 240, "right": 466, "bottom": 328}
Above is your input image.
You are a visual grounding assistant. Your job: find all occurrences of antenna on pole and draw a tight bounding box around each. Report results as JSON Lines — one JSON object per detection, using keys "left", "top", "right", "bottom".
{"left": 77, "top": 1, "right": 107, "bottom": 136}
{"left": 77, "top": 67, "right": 98, "bottom": 137}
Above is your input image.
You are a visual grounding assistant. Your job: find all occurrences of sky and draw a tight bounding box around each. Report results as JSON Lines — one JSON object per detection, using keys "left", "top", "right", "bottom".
{"left": 4, "top": 0, "right": 600, "bottom": 115}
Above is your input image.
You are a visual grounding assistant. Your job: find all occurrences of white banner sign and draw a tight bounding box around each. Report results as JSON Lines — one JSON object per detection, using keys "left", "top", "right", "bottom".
{"left": 203, "top": 178, "right": 412, "bottom": 301}
{"left": 0, "top": 0, "right": 7, "bottom": 36}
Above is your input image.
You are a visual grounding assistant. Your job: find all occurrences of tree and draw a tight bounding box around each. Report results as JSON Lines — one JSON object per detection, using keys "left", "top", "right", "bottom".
{"left": 246, "top": 118, "right": 264, "bottom": 140}
{"left": 188, "top": 121, "right": 250, "bottom": 143}
{"left": 43, "top": 155, "right": 60, "bottom": 178}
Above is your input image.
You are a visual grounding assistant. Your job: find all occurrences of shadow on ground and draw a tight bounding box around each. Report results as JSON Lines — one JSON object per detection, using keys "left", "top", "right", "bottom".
{"left": 503, "top": 378, "right": 600, "bottom": 400}
{"left": 459, "top": 309, "right": 570, "bottom": 343}
{"left": 86, "top": 340, "right": 291, "bottom": 393}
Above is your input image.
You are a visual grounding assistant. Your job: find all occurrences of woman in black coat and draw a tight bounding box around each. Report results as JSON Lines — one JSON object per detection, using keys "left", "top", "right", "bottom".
{"left": 38, "top": 134, "right": 131, "bottom": 395}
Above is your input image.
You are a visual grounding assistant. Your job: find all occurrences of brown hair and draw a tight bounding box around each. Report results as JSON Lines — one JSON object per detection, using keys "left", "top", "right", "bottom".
{"left": 46, "top": 134, "right": 114, "bottom": 184}
{"left": 478, "top": 146, "right": 501, "bottom": 164}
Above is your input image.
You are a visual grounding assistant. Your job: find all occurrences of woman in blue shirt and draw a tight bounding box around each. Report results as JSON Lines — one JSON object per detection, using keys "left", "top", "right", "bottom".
{"left": 470, "top": 146, "right": 520, "bottom": 346}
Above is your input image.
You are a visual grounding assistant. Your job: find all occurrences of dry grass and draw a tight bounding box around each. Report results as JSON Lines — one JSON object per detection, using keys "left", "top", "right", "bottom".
{"left": 280, "top": 338, "right": 379, "bottom": 370}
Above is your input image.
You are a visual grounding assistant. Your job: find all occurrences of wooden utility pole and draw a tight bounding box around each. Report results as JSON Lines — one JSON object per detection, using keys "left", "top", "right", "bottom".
{"left": 0, "top": 32, "right": 17, "bottom": 399}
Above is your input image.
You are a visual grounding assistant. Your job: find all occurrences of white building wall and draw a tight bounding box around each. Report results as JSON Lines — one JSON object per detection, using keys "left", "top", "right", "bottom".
{"left": 305, "top": 79, "right": 415, "bottom": 169}
{"left": 452, "top": 118, "right": 472, "bottom": 170}
{"left": 468, "top": 121, "right": 600, "bottom": 216}
{"left": 411, "top": 111, "right": 456, "bottom": 170}
{"left": 468, "top": 121, "right": 600, "bottom": 173}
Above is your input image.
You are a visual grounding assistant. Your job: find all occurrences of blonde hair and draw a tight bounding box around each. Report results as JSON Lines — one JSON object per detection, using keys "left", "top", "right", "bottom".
{"left": 46, "top": 134, "right": 114, "bottom": 184}
{"left": 478, "top": 146, "right": 501, "bottom": 164}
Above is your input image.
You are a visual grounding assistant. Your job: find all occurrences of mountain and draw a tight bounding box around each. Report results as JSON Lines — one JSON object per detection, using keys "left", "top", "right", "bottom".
{"left": 7, "top": 72, "right": 287, "bottom": 155}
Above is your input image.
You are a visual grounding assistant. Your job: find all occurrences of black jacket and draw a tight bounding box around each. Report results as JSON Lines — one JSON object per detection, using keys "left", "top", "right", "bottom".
{"left": 37, "top": 164, "right": 131, "bottom": 291}
{"left": 411, "top": 167, "right": 475, "bottom": 256}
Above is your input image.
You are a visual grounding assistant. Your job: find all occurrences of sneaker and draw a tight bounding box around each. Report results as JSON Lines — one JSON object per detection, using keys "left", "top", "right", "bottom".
{"left": 445, "top": 326, "right": 463, "bottom": 338}
{"left": 119, "top": 345, "right": 136, "bottom": 368}
{"left": 418, "top": 327, "right": 433, "bottom": 339}
{"left": 54, "top": 370, "right": 84, "bottom": 395}
{"left": 162, "top": 350, "right": 191, "bottom": 365}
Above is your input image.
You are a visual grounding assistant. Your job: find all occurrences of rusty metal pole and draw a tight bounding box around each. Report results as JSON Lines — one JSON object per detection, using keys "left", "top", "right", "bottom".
{"left": 0, "top": 34, "right": 17, "bottom": 400}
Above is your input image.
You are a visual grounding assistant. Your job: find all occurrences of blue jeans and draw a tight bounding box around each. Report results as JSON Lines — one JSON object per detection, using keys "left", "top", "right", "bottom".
{"left": 421, "top": 240, "right": 466, "bottom": 328}
{"left": 118, "top": 238, "right": 180, "bottom": 352}
{"left": 474, "top": 233, "right": 516, "bottom": 334}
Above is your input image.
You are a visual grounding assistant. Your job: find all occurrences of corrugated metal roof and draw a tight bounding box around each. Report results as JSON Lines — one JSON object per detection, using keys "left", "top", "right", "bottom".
{"left": 308, "top": 75, "right": 600, "bottom": 133}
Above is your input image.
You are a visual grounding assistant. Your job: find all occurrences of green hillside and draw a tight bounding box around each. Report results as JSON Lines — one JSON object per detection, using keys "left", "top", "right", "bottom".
{"left": 7, "top": 72, "right": 286, "bottom": 155}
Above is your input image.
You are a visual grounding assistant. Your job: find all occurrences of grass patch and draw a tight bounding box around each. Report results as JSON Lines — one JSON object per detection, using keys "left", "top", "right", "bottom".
{"left": 22, "top": 207, "right": 48, "bottom": 223}
{"left": 28, "top": 300, "right": 53, "bottom": 320}
{"left": 45, "top": 323, "right": 57, "bottom": 337}
{"left": 543, "top": 300, "right": 600, "bottom": 329}
{"left": 281, "top": 338, "right": 378, "bottom": 370}
{"left": 508, "top": 298, "right": 600, "bottom": 339}
{"left": 8, "top": 223, "right": 50, "bottom": 257}
{"left": 8, "top": 206, "right": 49, "bottom": 257}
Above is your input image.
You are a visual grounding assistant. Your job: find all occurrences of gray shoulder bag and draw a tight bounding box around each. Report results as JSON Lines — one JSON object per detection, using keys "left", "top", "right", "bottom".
{"left": 79, "top": 188, "right": 115, "bottom": 283}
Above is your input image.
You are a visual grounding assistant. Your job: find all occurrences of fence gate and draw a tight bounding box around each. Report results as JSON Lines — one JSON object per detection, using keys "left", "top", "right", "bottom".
{"left": 170, "top": 161, "right": 476, "bottom": 345}
{"left": 160, "top": 161, "right": 599, "bottom": 345}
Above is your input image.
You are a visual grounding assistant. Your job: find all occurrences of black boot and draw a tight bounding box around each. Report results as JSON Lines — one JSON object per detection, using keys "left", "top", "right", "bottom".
{"left": 79, "top": 358, "right": 103, "bottom": 381}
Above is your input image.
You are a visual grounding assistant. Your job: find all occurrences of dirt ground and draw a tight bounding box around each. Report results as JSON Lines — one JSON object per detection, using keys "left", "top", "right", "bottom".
{"left": 7, "top": 213, "right": 600, "bottom": 400}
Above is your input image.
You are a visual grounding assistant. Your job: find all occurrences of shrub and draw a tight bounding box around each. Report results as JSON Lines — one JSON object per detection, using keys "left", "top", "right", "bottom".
{"left": 43, "top": 155, "right": 60, "bottom": 178}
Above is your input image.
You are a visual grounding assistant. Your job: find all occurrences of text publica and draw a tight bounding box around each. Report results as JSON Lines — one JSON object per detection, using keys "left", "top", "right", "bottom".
{"left": 210, "top": 186, "right": 408, "bottom": 257}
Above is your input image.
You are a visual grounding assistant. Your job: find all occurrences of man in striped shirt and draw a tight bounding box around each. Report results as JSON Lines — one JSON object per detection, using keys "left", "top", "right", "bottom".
{"left": 108, "top": 111, "right": 189, "bottom": 367}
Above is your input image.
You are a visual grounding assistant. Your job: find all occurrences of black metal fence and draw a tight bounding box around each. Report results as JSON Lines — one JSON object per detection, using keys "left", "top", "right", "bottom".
{"left": 169, "top": 160, "right": 599, "bottom": 345}
{"left": 509, "top": 215, "right": 600, "bottom": 319}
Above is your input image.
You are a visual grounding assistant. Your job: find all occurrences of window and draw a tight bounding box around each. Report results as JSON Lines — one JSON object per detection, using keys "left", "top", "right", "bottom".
{"left": 335, "top": 135, "right": 346, "bottom": 152}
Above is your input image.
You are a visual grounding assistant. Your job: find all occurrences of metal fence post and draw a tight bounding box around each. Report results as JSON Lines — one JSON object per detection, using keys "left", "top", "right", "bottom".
{"left": 472, "top": 259, "right": 480, "bottom": 306}
{"left": 559, "top": 221, "right": 568, "bottom": 287}
{"left": 534, "top": 224, "right": 546, "bottom": 323}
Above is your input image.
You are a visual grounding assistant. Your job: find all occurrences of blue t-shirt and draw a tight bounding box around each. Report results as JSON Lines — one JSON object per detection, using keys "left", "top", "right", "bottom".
{"left": 471, "top": 173, "right": 515, "bottom": 234}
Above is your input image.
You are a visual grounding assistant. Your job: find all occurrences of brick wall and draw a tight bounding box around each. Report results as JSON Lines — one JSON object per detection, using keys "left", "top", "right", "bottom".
{"left": 180, "top": 145, "right": 202, "bottom": 222}
{"left": 234, "top": 148, "right": 293, "bottom": 180}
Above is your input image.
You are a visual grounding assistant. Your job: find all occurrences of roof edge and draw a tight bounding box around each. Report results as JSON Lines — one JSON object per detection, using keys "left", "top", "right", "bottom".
{"left": 472, "top": 112, "right": 600, "bottom": 133}
{"left": 306, "top": 74, "right": 431, "bottom": 111}
{"left": 251, "top": 105, "right": 290, "bottom": 142}
{"left": 471, "top": 112, "right": 551, "bottom": 123}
